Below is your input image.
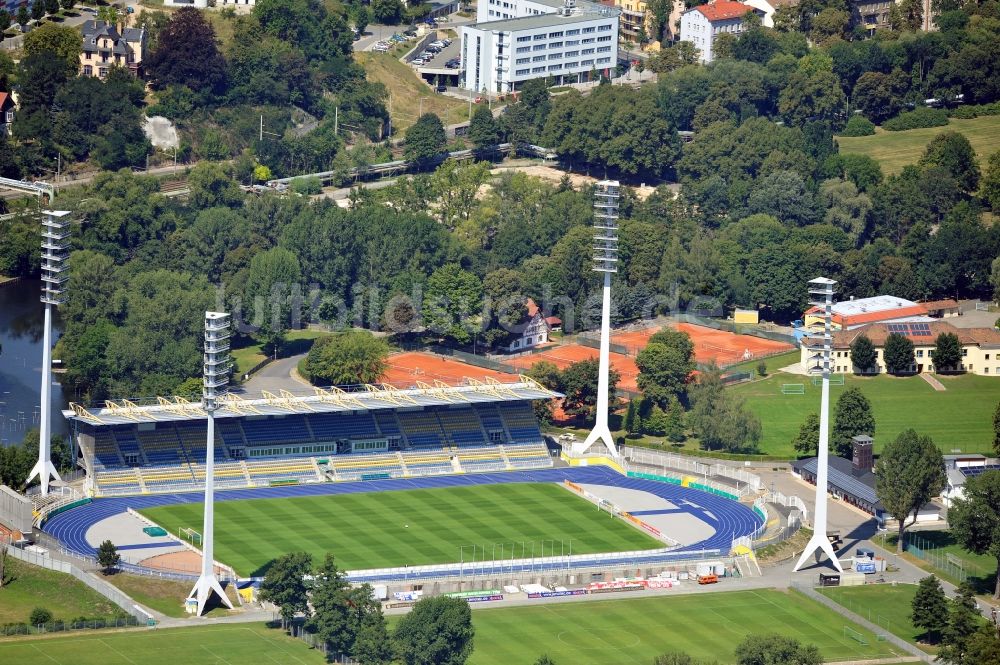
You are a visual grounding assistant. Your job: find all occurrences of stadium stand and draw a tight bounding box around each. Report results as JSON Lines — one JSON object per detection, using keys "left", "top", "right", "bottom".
{"left": 328, "top": 452, "right": 405, "bottom": 481}
{"left": 436, "top": 408, "right": 488, "bottom": 448}
{"left": 505, "top": 442, "right": 552, "bottom": 469}
{"left": 397, "top": 411, "right": 447, "bottom": 448}
{"left": 67, "top": 382, "right": 557, "bottom": 496}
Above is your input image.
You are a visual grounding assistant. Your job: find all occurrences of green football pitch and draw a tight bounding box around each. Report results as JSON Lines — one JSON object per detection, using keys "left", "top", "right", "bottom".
{"left": 462, "top": 589, "right": 903, "bottom": 664}
{"left": 0, "top": 624, "right": 326, "bottom": 665}
{"left": 0, "top": 590, "right": 906, "bottom": 665}
{"left": 138, "top": 482, "right": 662, "bottom": 576}
{"left": 733, "top": 373, "right": 1000, "bottom": 457}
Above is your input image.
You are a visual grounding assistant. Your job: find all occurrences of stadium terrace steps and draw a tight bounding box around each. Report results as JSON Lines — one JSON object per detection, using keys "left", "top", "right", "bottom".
{"left": 94, "top": 468, "right": 143, "bottom": 495}
{"left": 244, "top": 457, "right": 319, "bottom": 484}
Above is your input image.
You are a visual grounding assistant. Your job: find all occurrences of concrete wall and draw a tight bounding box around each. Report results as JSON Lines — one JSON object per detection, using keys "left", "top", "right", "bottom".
{"left": 0, "top": 485, "right": 32, "bottom": 534}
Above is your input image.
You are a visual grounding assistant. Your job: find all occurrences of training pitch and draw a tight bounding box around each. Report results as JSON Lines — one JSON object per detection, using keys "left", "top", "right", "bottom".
{"left": 0, "top": 589, "right": 905, "bottom": 665}
{"left": 138, "top": 482, "right": 661, "bottom": 576}
{"left": 464, "top": 589, "right": 903, "bottom": 664}
{"left": 0, "top": 624, "right": 325, "bottom": 665}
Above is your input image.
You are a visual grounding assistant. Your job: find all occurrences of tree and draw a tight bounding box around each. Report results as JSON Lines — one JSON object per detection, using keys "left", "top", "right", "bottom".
{"left": 422, "top": 263, "right": 483, "bottom": 345}
{"left": 302, "top": 331, "right": 390, "bottom": 386}
{"left": 145, "top": 7, "right": 227, "bottom": 95}
{"left": 962, "top": 625, "right": 1000, "bottom": 665}
{"left": 371, "top": 0, "right": 403, "bottom": 24}
{"left": 635, "top": 330, "right": 695, "bottom": 406}
{"left": 919, "top": 131, "right": 981, "bottom": 194}
{"left": 883, "top": 332, "right": 915, "bottom": 375}
{"left": 931, "top": 332, "right": 962, "bottom": 373}
{"left": 560, "top": 358, "right": 619, "bottom": 424}
{"left": 983, "top": 150, "right": 1000, "bottom": 212}
{"left": 939, "top": 583, "right": 984, "bottom": 662}
{"left": 393, "top": 595, "right": 474, "bottom": 665}
{"left": 948, "top": 470, "right": 1000, "bottom": 598}
{"left": 16, "top": 5, "right": 28, "bottom": 27}
{"left": 354, "top": 607, "right": 393, "bottom": 665}
{"left": 187, "top": 162, "right": 244, "bottom": 209}
{"left": 60, "top": 0, "right": 74, "bottom": 11}
{"left": 910, "top": 575, "right": 948, "bottom": 643}
{"left": 623, "top": 398, "right": 638, "bottom": 436}
{"left": 791, "top": 412, "right": 820, "bottom": 457}
{"left": 242, "top": 247, "right": 303, "bottom": 355}
{"left": 259, "top": 551, "right": 312, "bottom": 629}
{"left": 468, "top": 105, "right": 500, "bottom": 156}
{"left": 44, "top": 0, "right": 58, "bottom": 16}
{"left": 688, "top": 367, "right": 762, "bottom": 453}
{"left": 734, "top": 633, "right": 822, "bottom": 665}
{"left": 0, "top": 11, "right": 9, "bottom": 32}
{"left": 849, "top": 335, "right": 878, "bottom": 374}
{"left": 404, "top": 113, "right": 446, "bottom": 166}
{"left": 534, "top": 657, "right": 557, "bottom": 665}
{"left": 23, "top": 24, "right": 80, "bottom": 74}
{"left": 96, "top": 539, "right": 120, "bottom": 574}
{"left": 31, "top": 0, "right": 44, "bottom": 21}
{"left": 306, "top": 554, "right": 354, "bottom": 656}
{"left": 994, "top": 400, "right": 1000, "bottom": 457}
{"left": 875, "top": 429, "right": 946, "bottom": 553}
{"left": 832, "top": 387, "right": 875, "bottom": 458}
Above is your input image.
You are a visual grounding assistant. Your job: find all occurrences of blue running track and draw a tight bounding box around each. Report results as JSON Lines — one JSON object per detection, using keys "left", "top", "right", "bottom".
{"left": 45, "top": 467, "right": 761, "bottom": 577}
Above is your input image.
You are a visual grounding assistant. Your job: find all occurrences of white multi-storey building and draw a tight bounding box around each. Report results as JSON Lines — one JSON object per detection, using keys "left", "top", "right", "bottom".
{"left": 460, "top": 0, "right": 621, "bottom": 93}
{"left": 679, "top": 1, "right": 761, "bottom": 63}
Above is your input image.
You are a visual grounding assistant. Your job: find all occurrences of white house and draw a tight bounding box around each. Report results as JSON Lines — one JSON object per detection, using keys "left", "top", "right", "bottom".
{"left": 164, "top": 0, "right": 254, "bottom": 8}
{"left": 508, "top": 299, "right": 563, "bottom": 352}
{"left": 679, "top": 0, "right": 761, "bottom": 63}
{"left": 741, "top": 0, "right": 798, "bottom": 28}
{"left": 460, "top": 0, "right": 621, "bottom": 93}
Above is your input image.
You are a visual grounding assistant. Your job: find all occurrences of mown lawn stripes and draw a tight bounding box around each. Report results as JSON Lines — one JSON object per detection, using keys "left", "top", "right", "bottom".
{"left": 139, "top": 483, "right": 660, "bottom": 576}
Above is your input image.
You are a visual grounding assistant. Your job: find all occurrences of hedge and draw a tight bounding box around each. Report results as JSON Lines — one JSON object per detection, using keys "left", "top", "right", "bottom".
{"left": 883, "top": 107, "right": 949, "bottom": 131}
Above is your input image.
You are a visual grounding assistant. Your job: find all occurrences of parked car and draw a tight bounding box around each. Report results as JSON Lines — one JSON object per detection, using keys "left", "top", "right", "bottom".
{"left": 412, "top": 58, "right": 425, "bottom": 65}
{"left": 436, "top": 85, "right": 447, "bottom": 93}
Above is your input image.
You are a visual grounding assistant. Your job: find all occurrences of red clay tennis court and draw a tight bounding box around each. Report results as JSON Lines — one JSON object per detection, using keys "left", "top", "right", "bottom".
{"left": 674, "top": 323, "right": 794, "bottom": 366}
{"left": 380, "top": 351, "right": 514, "bottom": 388}
{"left": 507, "top": 344, "right": 640, "bottom": 392}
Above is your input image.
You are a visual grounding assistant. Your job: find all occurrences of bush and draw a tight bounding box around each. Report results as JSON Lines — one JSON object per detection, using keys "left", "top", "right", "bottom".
{"left": 29, "top": 607, "right": 53, "bottom": 626}
{"left": 841, "top": 115, "right": 876, "bottom": 136}
{"left": 948, "top": 101, "right": 1000, "bottom": 119}
{"left": 290, "top": 176, "right": 322, "bottom": 195}
{"left": 883, "top": 107, "right": 949, "bottom": 131}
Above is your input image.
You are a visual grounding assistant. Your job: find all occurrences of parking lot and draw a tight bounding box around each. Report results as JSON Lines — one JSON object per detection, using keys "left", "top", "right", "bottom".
{"left": 412, "top": 37, "right": 460, "bottom": 71}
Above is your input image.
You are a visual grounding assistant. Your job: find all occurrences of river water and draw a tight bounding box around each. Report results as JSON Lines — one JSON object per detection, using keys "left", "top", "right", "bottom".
{"left": 0, "top": 279, "right": 69, "bottom": 446}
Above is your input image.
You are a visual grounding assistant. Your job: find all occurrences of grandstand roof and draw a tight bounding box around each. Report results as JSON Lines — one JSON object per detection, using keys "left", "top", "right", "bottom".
{"left": 63, "top": 379, "right": 559, "bottom": 427}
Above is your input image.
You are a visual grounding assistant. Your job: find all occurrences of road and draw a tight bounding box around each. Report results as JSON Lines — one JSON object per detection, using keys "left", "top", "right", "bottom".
{"left": 239, "top": 353, "right": 309, "bottom": 396}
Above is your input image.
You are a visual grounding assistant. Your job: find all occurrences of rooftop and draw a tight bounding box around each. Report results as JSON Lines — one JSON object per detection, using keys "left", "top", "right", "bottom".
{"left": 472, "top": 1, "right": 620, "bottom": 31}
{"left": 64, "top": 379, "right": 560, "bottom": 427}
{"left": 690, "top": 1, "right": 755, "bottom": 21}
{"left": 806, "top": 295, "right": 930, "bottom": 327}
{"left": 793, "top": 456, "right": 879, "bottom": 508}
{"left": 803, "top": 320, "right": 1000, "bottom": 349}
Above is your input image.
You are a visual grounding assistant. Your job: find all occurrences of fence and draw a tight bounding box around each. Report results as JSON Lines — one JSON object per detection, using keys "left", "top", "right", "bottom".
{"left": 790, "top": 582, "right": 933, "bottom": 663}
{"left": 670, "top": 313, "right": 797, "bottom": 345}
{"left": 2, "top": 542, "right": 153, "bottom": 624}
{"left": 880, "top": 532, "right": 989, "bottom": 585}
{"left": 623, "top": 446, "right": 762, "bottom": 494}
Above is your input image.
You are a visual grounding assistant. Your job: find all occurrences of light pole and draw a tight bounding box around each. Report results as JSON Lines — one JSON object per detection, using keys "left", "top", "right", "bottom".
{"left": 28, "top": 210, "right": 71, "bottom": 496}
{"left": 572, "top": 180, "right": 620, "bottom": 458}
{"left": 189, "top": 311, "right": 235, "bottom": 615}
{"left": 793, "top": 277, "right": 844, "bottom": 573}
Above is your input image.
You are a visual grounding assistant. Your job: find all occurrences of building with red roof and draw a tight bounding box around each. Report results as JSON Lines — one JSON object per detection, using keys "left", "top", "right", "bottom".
{"left": 679, "top": 0, "right": 761, "bottom": 62}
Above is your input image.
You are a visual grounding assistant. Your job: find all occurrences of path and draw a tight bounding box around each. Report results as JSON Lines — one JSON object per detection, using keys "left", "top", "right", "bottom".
{"left": 920, "top": 374, "right": 946, "bottom": 391}
{"left": 240, "top": 354, "right": 309, "bottom": 395}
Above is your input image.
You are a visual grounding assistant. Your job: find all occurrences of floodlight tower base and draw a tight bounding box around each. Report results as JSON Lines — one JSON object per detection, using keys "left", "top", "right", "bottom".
{"left": 793, "top": 532, "right": 844, "bottom": 572}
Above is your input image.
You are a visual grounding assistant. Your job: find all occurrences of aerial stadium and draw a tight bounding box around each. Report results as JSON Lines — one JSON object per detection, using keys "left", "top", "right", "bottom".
{"left": 31, "top": 371, "right": 766, "bottom": 588}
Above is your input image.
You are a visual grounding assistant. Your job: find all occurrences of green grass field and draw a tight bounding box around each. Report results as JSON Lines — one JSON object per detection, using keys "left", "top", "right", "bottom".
{"left": 139, "top": 483, "right": 661, "bottom": 576}
{"left": 818, "top": 584, "right": 929, "bottom": 649}
{"left": 0, "top": 559, "right": 124, "bottom": 625}
{"left": 837, "top": 115, "right": 1000, "bottom": 175}
{"left": 0, "top": 624, "right": 325, "bottom": 665}
{"left": 732, "top": 372, "right": 1000, "bottom": 457}
{"left": 0, "top": 590, "right": 908, "bottom": 665}
{"left": 460, "top": 589, "right": 902, "bottom": 664}
{"left": 878, "top": 530, "right": 999, "bottom": 595}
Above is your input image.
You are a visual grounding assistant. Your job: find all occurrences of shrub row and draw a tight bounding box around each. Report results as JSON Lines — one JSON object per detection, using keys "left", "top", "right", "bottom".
{"left": 883, "top": 107, "right": 950, "bottom": 131}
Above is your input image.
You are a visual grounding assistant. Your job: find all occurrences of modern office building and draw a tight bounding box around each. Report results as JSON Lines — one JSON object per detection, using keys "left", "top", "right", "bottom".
{"left": 460, "top": 0, "right": 621, "bottom": 93}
